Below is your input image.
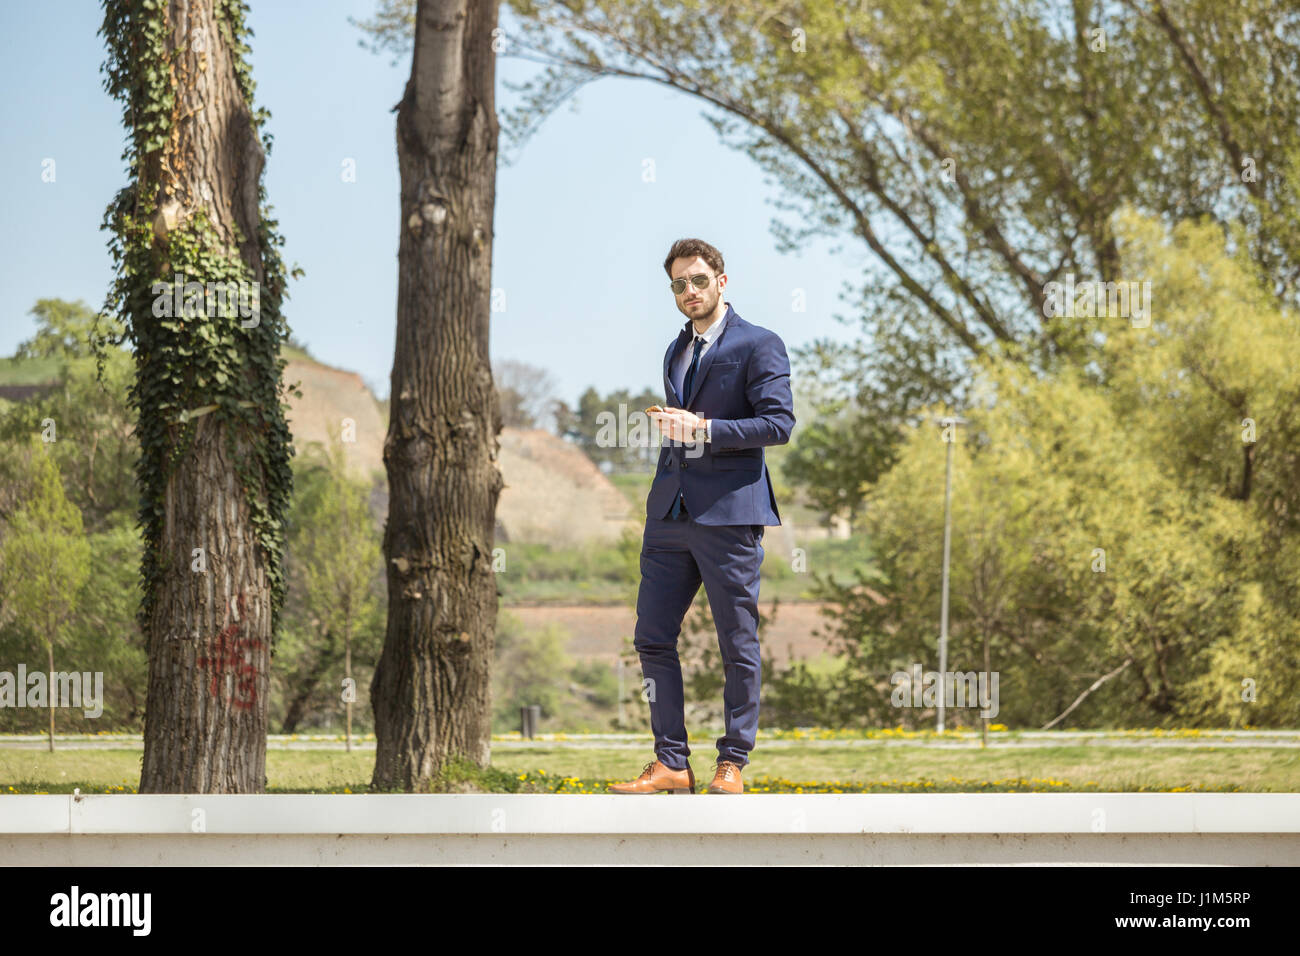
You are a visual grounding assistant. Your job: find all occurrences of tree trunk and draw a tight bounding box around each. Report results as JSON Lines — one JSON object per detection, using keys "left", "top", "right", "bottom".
{"left": 279, "top": 634, "right": 337, "bottom": 735}
{"left": 371, "top": 0, "right": 503, "bottom": 791}
{"left": 47, "top": 639, "right": 54, "bottom": 753}
{"left": 134, "top": 0, "right": 278, "bottom": 793}
{"left": 981, "top": 628, "right": 990, "bottom": 748}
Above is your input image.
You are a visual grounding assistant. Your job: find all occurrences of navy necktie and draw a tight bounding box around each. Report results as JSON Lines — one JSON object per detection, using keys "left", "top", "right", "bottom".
{"left": 669, "top": 335, "right": 705, "bottom": 519}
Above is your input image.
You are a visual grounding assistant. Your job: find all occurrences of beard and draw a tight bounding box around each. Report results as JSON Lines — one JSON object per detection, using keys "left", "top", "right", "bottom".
{"left": 681, "top": 288, "right": 719, "bottom": 320}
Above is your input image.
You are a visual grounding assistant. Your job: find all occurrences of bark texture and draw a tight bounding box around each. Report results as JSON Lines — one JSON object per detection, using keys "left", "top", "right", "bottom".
{"left": 371, "top": 0, "right": 503, "bottom": 790}
{"left": 139, "top": 0, "right": 272, "bottom": 793}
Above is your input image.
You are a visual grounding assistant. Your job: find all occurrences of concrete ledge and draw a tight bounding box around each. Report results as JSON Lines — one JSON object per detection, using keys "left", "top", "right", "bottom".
{"left": 6, "top": 833, "right": 1297, "bottom": 865}
{"left": 2, "top": 794, "right": 1297, "bottom": 865}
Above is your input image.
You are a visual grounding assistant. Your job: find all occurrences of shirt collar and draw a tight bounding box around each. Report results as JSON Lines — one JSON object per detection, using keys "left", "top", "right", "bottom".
{"left": 687, "top": 302, "right": 728, "bottom": 344}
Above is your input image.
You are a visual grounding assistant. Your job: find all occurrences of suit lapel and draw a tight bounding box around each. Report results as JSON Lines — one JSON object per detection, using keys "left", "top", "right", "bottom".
{"left": 682, "top": 305, "right": 735, "bottom": 410}
{"left": 664, "top": 323, "right": 691, "bottom": 404}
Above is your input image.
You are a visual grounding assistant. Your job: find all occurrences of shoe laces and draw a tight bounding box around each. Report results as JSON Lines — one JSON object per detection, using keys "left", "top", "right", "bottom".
{"left": 638, "top": 761, "right": 657, "bottom": 779}
{"left": 715, "top": 761, "right": 737, "bottom": 781}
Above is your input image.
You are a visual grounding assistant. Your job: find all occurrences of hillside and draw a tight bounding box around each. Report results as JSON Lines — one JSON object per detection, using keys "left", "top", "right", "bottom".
{"left": 281, "top": 352, "right": 636, "bottom": 545}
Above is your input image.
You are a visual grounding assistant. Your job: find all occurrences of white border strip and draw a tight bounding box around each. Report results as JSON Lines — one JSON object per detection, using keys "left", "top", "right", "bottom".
{"left": 0, "top": 793, "right": 1297, "bottom": 835}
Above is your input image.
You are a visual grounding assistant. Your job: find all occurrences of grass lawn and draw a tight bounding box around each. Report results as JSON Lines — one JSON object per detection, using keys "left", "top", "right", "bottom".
{"left": 2, "top": 742, "right": 1295, "bottom": 794}
{"left": 0, "top": 354, "right": 62, "bottom": 386}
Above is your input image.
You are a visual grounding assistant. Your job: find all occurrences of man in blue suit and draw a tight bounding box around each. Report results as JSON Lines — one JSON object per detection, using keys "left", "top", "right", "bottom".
{"left": 610, "top": 238, "right": 795, "bottom": 795}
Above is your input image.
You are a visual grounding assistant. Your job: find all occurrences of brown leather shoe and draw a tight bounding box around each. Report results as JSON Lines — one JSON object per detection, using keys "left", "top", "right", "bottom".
{"left": 707, "top": 760, "right": 743, "bottom": 794}
{"left": 609, "top": 759, "right": 696, "bottom": 794}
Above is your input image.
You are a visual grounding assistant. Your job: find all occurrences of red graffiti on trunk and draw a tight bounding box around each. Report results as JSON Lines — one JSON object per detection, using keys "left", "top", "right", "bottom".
{"left": 197, "top": 591, "right": 263, "bottom": 711}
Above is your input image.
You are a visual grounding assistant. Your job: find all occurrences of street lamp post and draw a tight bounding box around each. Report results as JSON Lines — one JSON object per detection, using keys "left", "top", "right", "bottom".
{"left": 937, "top": 415, "right": 967, "bottom": 733}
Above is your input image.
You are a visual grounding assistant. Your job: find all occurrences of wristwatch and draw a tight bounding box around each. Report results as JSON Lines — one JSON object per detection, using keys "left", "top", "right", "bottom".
{"left": 693, "top": 418, "right": 710, "bottom": 443}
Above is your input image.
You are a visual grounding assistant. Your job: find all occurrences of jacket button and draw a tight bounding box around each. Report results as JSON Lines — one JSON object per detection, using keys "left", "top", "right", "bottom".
{"left": 681, "top": 461, "right": 689, "bottom": 469}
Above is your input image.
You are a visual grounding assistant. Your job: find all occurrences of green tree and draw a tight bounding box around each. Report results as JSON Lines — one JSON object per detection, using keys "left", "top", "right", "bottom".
{"left": 72, "top": 517, "right": 149, "bottom": 729}
{"left": 491, "top": 611, "right": 572, "bottom": 731}
{"left": 0, "top": 299, "right": 137, "bottom": 533}
{"left": 0, "top": 439, "right": 93, "bottom": 750}
{"left": 809, "top": 211, "right": 1300, "bottom": 728}
{"left": 283, "top": 436, "right": 383, "bottom": 746}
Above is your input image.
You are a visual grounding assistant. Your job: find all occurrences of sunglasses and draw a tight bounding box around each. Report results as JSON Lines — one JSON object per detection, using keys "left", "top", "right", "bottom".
{"left": 670, "top": 273, "right": 714, "bottom": 295}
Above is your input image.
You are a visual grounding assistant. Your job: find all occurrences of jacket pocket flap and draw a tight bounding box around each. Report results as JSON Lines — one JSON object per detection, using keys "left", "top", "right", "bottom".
{"left": 712, "top": 455, "right": 762, "bottom": 470}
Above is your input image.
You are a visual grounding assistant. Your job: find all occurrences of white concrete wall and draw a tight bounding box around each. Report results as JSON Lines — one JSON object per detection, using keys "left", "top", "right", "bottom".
{"left": 2, "top": 793, "right": 1297, "bottom": 865}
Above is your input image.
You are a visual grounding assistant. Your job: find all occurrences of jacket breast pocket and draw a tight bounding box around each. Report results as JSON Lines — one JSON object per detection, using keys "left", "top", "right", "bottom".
{"left": 711, "top": 361, "right": 741, "bottom": 389}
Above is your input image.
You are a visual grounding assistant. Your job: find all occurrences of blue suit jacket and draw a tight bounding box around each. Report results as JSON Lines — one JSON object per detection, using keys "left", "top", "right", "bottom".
{"left": 646, "top": 302, "right": 795, "bottom": 526}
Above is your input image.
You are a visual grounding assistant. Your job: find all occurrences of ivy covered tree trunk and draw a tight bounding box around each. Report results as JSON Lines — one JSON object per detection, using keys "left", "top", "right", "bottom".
{"left": 100, "top": 0, "right": 295, "bottom": 792}
{"left": 371, "top": 0, "right": 503, "bottom": 791}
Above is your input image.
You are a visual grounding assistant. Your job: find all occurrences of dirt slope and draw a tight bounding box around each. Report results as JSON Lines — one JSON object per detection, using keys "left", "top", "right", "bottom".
{"left": 282, "top": 357, "right": 635, "bottom": 544}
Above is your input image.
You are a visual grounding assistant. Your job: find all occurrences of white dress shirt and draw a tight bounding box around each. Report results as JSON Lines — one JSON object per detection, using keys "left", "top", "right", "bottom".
{"left": 671, "top": 305, "right": 727, "bottom": 442}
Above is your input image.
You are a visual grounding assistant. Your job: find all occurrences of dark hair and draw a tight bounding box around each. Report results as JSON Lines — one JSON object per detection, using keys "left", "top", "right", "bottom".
{"left": 663, "top": 238, "right": 725, "bottom": 278}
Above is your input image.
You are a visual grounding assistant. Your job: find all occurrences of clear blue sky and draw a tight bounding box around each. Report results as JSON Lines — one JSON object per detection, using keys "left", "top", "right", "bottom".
{"left": 0, "top": 0, "right": 865, "bottom": 406}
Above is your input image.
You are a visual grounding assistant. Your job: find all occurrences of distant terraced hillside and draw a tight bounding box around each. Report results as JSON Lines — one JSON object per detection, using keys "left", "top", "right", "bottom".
{"left": 281, "top": 349, "right": 388, "bottom": 483}
{"left": 280, "top": 352, "right": 636, "bottom": 545}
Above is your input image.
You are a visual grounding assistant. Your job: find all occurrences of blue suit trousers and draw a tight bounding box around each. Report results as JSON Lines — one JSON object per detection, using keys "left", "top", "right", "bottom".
{"left": 633, "top": 502, "right": 765, "bottom": 770}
